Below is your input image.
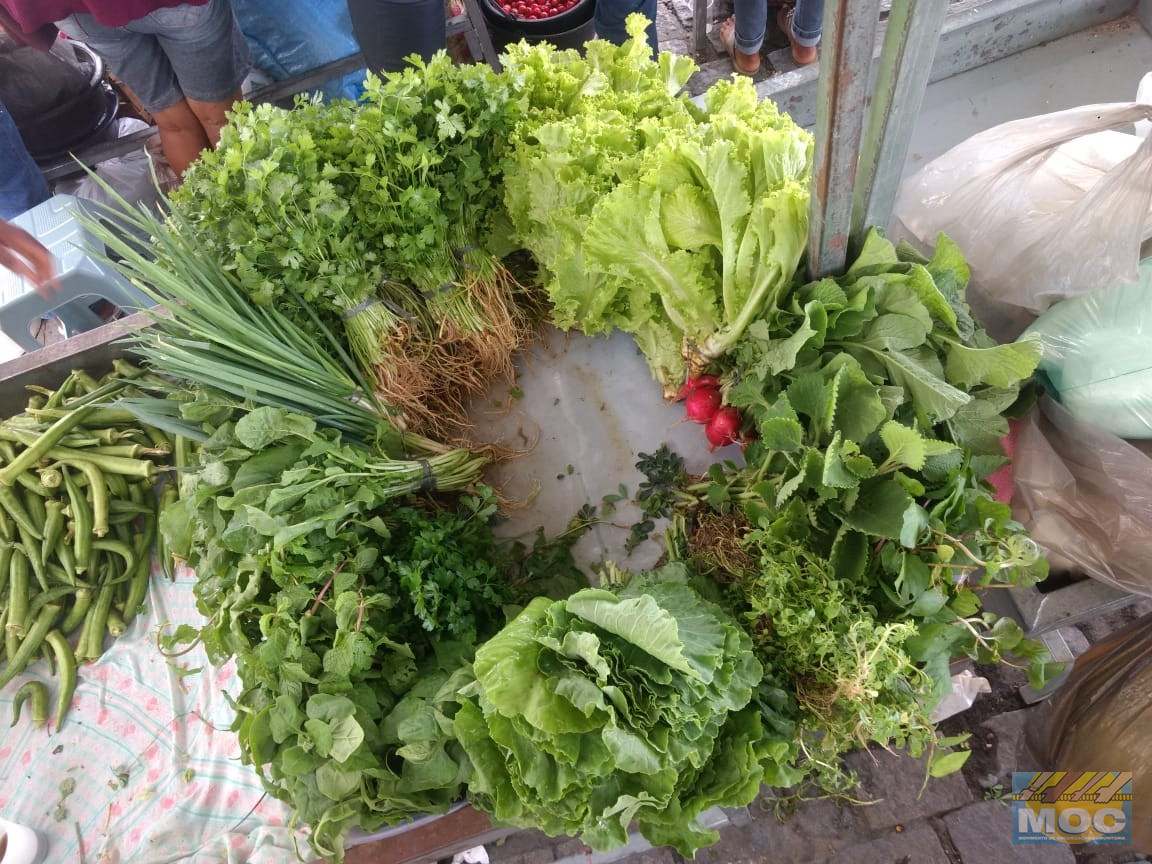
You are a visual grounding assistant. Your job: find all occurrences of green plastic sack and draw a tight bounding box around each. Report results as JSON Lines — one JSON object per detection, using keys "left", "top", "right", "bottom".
{"left": 1024, "top": 257, "right": 1152, "bottom": 438}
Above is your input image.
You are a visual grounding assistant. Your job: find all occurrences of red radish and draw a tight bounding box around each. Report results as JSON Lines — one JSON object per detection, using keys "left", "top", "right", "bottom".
{"left": 684, "top": 387, "right": 722, "bottom": 424}
{"left": 705, "top": 406, "right": 742, "bottom": 451}
{"left": 675, "top": 374, "right": 721, "bottom": 401}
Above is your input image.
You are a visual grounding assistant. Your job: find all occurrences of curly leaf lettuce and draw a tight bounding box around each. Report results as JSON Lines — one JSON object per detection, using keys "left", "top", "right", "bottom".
{"left": 454, "top": 565, "right": 766, "bottom": 857}
{"left": 503, "top": 21, "right": 812, "bottom": 395}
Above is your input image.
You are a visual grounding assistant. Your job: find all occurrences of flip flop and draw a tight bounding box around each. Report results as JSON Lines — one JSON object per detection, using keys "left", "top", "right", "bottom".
{"left": 719, "top": 16, "right": 760, "bottom": 76}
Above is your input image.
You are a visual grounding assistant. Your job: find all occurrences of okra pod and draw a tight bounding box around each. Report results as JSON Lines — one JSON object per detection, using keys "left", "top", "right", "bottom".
{"left": 0, "top": 485, "right": 42, "bottom": 542}
{"left": 121, "top": 516, "right": 155, "bottom": 625}
{"left": 72, "top": 369, "right": 102, "bottom": 394}
{"left": 6, "top": 550, "right": 29, "bottom": 653}
{"left": 17, "top": 525, "right": 48, "bottom": 593}
{"left": 45, "top": 630, "right": 77, "bottom": 732}
{"left": 0, "top": 603, "right": 60, "bottom": 688}
{"left": 57, "top": 541, "right": 76, "bottom": 582}
{"left": 103, "top": 470, "right": 129, "bottom": 500}
{"left": 92, "top": 539, "right": 136, "bottom": 576}
{"left": 0, "top": 540, "right": 11, "bottom": 598}
{"left": 106, "top": 608, "right": 126, "bottom": 637}
{"left": 26, "top": 585, "right": 74, "bottom": 620}
{"left": 42, "top": 374, "right": 75, "bottom": 409}
{"left": 62, "top": 466, "right": 95, "bottom": 561}
{"left": 78, "top": 581, "right": 116, "bottom": 663}
{"left": 59, "top": 586, "right": 91, "bottom": 636}
{"left": 112, "top": 358, "right": 145, "bottom": 380}
{"left": 50, "top": 451, "right": 156, "bottom": 480}
{"left": 41, "top": 499, "right": 66, "bottom": 572}
{"left": 10, "top": 680, "right": 49, "bottom": 728}
{"left": 0, "top": 405, "right": 94, "bottom": 486}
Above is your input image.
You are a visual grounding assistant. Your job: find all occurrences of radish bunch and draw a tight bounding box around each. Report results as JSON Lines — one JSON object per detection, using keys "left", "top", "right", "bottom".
{"left": 678, "top": 376, "right": 746, "bottom": 451}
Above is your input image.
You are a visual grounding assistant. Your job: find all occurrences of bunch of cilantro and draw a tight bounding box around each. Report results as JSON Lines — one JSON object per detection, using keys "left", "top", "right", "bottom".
{"left": 501, "top": 17, "right": 812, "bottom": 395}
{"left": 173, "top": 54, "right": 529, "bottom": 378}
{"left": 666, "top": 230, "right": 1058, "bottom": 793}
{"left": 161, "top": 406, "right": 512, "bottom": 862}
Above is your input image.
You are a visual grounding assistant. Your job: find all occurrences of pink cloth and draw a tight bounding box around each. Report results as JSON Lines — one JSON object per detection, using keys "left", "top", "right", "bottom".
{"left": 0, "top": 0, "right": 207, "bottom": 49}
{"left": 987, "top": 420, "right": 1019, "bottom": 504}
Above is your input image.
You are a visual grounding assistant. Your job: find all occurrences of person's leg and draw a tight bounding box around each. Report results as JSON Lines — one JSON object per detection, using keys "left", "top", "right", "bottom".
{"left": 347, "top": 0, "right": 446, "bottom": 75}
{"left": 778, "top": 0, "right": 819, "bottom": 65}
{"left": 0, "top": 101, "right": 51, "bottom": 220}
{"left": 149, "top": 100, "right": 211, "bottom": 176}
{"left": 594, "top": 0, "right": 658, "bottom": 56}
{"left": 55, "top": 14, "right": 203, "bottom": 174}
{"left": 789, "top": 0, "right": 823, "bottom": 47}
{"left": 135, "top": 0, "right": 250, "bottom": 150}
{"left": 186, "top": 88, "right": 243, "bottom": 147}
{"left": 719, "top": 0, "right": 766, "bottom": 75}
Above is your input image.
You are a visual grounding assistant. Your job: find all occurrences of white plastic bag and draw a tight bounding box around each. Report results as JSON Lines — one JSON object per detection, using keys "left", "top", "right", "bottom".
{"left": 53, "top": 118, "right": 176, "bottom": 212}
{"left": 894, "top": 102, "right": 1152, "bottom": 317}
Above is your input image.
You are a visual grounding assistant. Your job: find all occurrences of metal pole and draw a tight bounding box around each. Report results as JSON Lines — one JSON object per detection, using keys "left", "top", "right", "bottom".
{"left": 850, "top": 0, "right": 948, "bottom": 250}
{"left": 806, "top": 0, "right": 882, "bottom": 278}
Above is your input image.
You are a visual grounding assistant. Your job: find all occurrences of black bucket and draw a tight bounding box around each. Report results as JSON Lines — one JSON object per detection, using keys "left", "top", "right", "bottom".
{"left": 348, "top": 0, "right": 447, "bottom": 73}
{"left": 480, "top": 0, "right": 597, "bottom": 52}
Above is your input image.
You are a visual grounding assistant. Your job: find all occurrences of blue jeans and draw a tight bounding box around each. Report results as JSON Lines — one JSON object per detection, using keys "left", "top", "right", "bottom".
{"left": 0, "top": 102, "right": 50, "bottom": 221}
{"left": 733, "top": 0, "right": 823, "bottom": 54}
{"left": 594, "top": 0, "right": 658, "bottom": 56}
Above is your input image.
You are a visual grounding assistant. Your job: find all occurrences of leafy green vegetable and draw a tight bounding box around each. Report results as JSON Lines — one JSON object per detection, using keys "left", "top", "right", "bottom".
{"left": 173, "top": 54, "right": 539, "bottom": 437}
{"left": 454, "top": 564, "right": 766, "bottom": 857}
{"left": 163, "top": 406, "right": 507, "bottom": 861}
{"left": 665, "top": 231, "right": 1055, "bottom": 793}
{"left": 501, "top": 19, "right": 813, "bottom": 395}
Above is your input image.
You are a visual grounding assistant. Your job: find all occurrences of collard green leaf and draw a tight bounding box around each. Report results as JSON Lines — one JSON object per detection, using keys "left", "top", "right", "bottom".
{"left": 235, "top": 406, "right": 317, "bottom": 450}
{"left": 928, "top": 749, "right": 970, "bottom": 778}
{"left": 940, "top": 334, "right": 1042, "bottom": 390}
{"left": 833, "top": 477, "right": 913, "bottom": 539}
{"left": 879, "top": 421, "right": 927, "bottom": 473}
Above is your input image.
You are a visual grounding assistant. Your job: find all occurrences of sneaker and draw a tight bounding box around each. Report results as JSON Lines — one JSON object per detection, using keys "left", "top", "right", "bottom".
{"left": 777, "top": 7, "right": 818, "bottom": 66}
{"left": 0, "top": 817, "right": 45, "bottom": 864}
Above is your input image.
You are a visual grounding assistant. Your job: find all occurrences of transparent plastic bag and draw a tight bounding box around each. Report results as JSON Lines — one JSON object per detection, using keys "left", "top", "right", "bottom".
{"left": 1012, "top": 395, "right": 1152, "bottom": 598}
{"left": 894, "top": 102, "right": 1152, "bottom": 317}
{"left": 1025, "top": 612, "right": 1152, "bottom": 852}
{"left": 1022, "top": 258, "right": 1152, "bottom": 438}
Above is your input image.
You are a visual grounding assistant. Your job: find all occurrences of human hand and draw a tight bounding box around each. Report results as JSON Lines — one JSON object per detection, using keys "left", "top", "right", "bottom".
{"left": 0, "top": 220, "right": 56, "bottom": 297}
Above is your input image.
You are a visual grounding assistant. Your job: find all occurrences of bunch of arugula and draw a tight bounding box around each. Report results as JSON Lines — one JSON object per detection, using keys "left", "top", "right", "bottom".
{"left": 661, "top": 230, "right": 1058, "bottom": 792}
{"left": 501, "top": 18, "right": 812, "bottom": 395}
{"left": 160, "top": 406, "right": 508, "bottom": 861}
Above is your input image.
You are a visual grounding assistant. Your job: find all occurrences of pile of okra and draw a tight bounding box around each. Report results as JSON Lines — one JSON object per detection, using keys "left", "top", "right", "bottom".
{"left": 0, "top": 360, "right": 182, "bottom": 732}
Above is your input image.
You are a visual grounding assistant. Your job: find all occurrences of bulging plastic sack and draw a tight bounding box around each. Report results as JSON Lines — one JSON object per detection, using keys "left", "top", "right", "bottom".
{"left": 1023, "top": 258, "right": 1152, "bottom": 438}
{"left": 1012, "top": 395, "right": 1152, "bottom": 598}
{"left": 1025, "top": 612, "right": 1152, "bottom": 853}
{"left": 894, "top": 101, "right": 1152, "bottom": 318}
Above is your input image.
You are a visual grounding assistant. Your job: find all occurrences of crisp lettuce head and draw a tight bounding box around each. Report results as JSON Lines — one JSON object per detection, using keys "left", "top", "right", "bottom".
{"left": 453, "top": 565, "right": 767, "bottom": 857}
{"left": 503, "top": 28, "right": 813, "bottom": 394}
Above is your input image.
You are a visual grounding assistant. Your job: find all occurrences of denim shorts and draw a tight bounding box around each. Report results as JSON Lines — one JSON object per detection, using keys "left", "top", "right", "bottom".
{"left": 57, "top": 0, "right": 251, "bottom": 114}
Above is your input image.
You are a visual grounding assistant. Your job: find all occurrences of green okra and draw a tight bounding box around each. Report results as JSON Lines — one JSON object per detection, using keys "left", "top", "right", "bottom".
{"left": 10, "top": 680, "right": 49, "bottom": 728}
